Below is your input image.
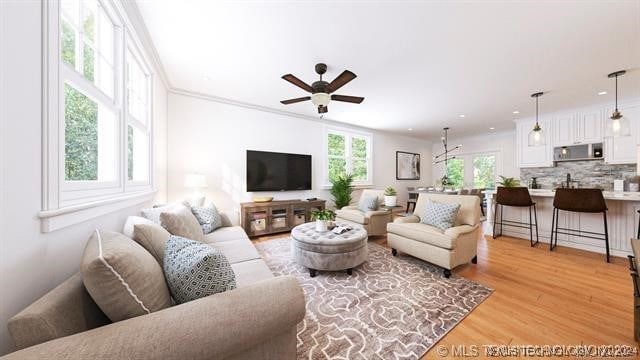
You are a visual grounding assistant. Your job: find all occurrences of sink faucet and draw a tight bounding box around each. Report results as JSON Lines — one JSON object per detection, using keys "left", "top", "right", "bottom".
{"left": 566, "top": 173, "right": 571, "bottom": 188}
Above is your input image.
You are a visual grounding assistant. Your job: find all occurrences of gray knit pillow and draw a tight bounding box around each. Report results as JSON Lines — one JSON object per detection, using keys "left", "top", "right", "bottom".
{"left": 163, "top": 236, "right": 236, "bottom": 304}
{"left": 358, "top": 194, "right": 378, "bottom": 212}
{"left": 191, "top": 203, "right": 222, "bottom": 234}
{"left": 421, "top": 200, "right": 460, "bottom": 231}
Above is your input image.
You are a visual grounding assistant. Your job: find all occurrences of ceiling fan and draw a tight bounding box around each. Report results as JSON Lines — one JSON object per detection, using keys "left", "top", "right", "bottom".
{"left": 280, "top": 63, "right": 364, "bottom": 114}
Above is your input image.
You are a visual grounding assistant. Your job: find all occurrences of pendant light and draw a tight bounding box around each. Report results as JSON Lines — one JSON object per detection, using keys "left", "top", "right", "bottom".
{"left": 604, "top": 70, "right": 630, "bottom": 138}
{"left": 528, "top": 92, "right": 545, "bottom": 147}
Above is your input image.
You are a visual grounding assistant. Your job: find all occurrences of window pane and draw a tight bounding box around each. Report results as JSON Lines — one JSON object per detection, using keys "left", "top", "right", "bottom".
{"left": 352, "top": 137, "right": 367, "bottom": 158}
{"left": 328, "top": 133, "right": 345, "bottom": 157}
{"left": 445, "top": 158, "right": 464, "bottom": 188}
{"left": 128, "top": 125, "right": 149, "bottom": 182}
{"left": 127, "top": 51, "right": 148, "bottom": 123}
{"left": 61, "top": 20, "right": 76, "bottom": 67}
{"left": 328, "top": 157, "right": 346, "bottom": 182}
{"left": 64, "top": 83, "right": 116, "bottom": 181}
{"left": 473, "top": 155, "right": 496, "bottom": 188}
{"left": 352, "top": 159, "right": 368, "bottom": 181}
{"left": 83, "top": 43, "right": 95, "bottom": 81}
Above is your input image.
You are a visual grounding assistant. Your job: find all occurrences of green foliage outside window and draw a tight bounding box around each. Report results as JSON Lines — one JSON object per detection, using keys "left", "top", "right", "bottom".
{"left": 327, "top": 133, "right": 369, "bottom": 182}
{"left": 473, "top": 155, "right": 496, "bottom": 188}
{"left": 446, "top": 158, "right": 464, "bottom": 188}
{"left": 61, "top": 21, "right": 75, "bottom": 67}
{"left": 64, "top": 85, "right": 98, "bottom": 181}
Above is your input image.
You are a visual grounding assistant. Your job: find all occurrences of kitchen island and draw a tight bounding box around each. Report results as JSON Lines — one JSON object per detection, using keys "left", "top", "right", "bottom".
{"left": 484, "top": 189, "right": 640, "bottom": 257}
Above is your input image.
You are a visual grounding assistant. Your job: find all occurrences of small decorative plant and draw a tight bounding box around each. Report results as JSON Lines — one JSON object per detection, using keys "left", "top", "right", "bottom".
{"left": 498, "top": 176, "right": 520, "bottom": 188}
{"left": 310, "top": 209, "right": 336, "bottom": 221}
{"left": 384, "top": 186, "right": 398, "bottom": 206}
{"left": 384, "top": 186, "right": 397, "bottom": 196}
{"left": 330, "top": 173, "right": 354, "bottom": 209}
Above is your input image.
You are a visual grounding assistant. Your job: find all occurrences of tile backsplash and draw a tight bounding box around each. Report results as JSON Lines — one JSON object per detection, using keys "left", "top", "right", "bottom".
{"left": 519, "top": 160, "right": 637, "bottom": 191}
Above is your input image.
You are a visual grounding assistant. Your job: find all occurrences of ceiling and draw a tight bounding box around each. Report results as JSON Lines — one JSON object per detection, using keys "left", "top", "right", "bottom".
{"left": 135, "top": 0, "right": 640, "bottom": 140}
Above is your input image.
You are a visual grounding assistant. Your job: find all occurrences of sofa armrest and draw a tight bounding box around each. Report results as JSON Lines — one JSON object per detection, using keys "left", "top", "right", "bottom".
{"left": 444, "top": 224, "right": 478, "bottom": 238}
{"left": 2, "top": 276, "right": 305, "bottom": 360}
{"left": 394, "top": 215, "right": 420, "bottom": 224}
{"left": 218, "top": 210, "right": 235, "bottom": 227}
{"left": 340, "top": 206, "right": 359, "bottom": 211}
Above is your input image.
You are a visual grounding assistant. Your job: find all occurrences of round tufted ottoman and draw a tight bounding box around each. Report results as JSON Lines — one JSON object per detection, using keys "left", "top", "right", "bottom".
{"left": 291, "top": 222, "right": 368, "bottom": 277}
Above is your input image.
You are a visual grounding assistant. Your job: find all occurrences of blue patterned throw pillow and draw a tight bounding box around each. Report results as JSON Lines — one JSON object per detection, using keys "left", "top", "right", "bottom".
{"left": 191, "top": 203, "right": 222, "bottom": 234}
{"left": 421, "top": 200, "right": 461, "bottom": 231}
{"left": 358, "top": 194, "right": 379, "bottom": 212}
{"left": 163, "top": 236, "right": 236, "bottom": 304}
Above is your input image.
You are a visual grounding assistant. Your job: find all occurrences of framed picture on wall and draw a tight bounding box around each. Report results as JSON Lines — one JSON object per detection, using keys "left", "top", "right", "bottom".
{"left": 396, "top": 151, "right": 420, "bottom": 180}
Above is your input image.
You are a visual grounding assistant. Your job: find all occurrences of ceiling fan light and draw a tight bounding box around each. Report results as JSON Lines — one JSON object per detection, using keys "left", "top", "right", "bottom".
{"left": 311, "top": 92, "right": 331, "bottom": 107}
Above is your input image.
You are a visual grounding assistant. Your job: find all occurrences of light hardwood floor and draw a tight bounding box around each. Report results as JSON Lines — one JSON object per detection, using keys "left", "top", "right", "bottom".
{"left": 255, "top": 229, "right": 636, "bottom": 358}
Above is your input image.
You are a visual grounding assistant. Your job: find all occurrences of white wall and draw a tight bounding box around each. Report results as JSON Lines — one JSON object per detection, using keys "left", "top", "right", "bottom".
{"left": 0, "top": 1, "right": 168, "bottom": 355}
{"left": 167, "top": 92, "right": 432, "bottom": 218}
{"left": 431, "top": 130, "right": 518, "bottom": 186}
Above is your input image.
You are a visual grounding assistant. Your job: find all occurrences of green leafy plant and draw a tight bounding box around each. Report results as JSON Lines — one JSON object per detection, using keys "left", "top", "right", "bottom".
{"left": 498, "top": 176, "right": 520, "bottom": 187}
{"left": 311, "top": 209, "right": 336, "bottom": 221}
{"left": 384, "top": 186, "right": 397, "bottom": 196}
{"left": 330, "top": 173, "right": 354, "bottom": 209}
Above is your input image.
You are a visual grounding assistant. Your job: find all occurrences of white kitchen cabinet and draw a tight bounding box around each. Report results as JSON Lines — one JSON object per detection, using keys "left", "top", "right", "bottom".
{"left": 552, "top": 109, "right": 603, "bottom": 146}
{"left": 516, "top": 117, "right": 553, "bottom": 168}
{"left": 604, "top": 102, "right": 640, "bottom": 164}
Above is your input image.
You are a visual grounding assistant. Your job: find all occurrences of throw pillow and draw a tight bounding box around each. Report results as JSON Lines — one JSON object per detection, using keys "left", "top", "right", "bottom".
{"left": 141, "top": 202, "right": 188, "bottom": 224}
{"left": 122, "top": 216, "right": 157, "bottom": 239}
{"left": 421, "top": 200, "right": 461, "bottom": 231}
{"left": 163, "top": 235, "right": 237, "bottom": 304}
{"left": 81, "top": 230, "right": 172, "bottom": 322}
{"left": 191, "top": 203, "right": 223, "bottom": 234}
{"left": 160, "top": 204, "right": 205, "bottom": 241}
{"left": 358, "top": 194, "right": 379, "bottom": 212}
{"left": 132, "top": 223, "right": 171, "bottom": 264}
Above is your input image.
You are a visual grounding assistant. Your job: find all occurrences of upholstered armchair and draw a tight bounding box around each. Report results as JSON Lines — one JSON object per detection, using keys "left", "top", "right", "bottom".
{"left": 335, "top": 189, "right": 392, "bottom": 236}
{"left": 386, "top": 193, "right": 481, "bottom": 277}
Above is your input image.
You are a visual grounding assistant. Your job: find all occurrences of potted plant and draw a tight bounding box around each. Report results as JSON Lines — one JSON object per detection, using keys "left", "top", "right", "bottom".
{"left": 498, "top": 176, "right": 520, "bottom": 187}
{"left": 311, "top": 209, "right": 336, "bottom": 232}
{"left": 384, "top": 186, "right": 397, "bottom": 206}
{"left": 330, "top": 173, "right": 354, "bottom": 209}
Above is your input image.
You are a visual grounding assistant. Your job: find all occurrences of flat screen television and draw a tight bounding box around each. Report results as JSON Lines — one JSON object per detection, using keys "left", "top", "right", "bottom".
{"left": 246, "top": 150, "right": 312, "bottom": 191}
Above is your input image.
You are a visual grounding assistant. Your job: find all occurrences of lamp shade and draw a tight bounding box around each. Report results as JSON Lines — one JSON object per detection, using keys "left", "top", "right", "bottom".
{"left": 184, "top": 173, "right": 208, "bottom": 188}
{"left": 604, "top": 116, "right": 631, "bottom": 138}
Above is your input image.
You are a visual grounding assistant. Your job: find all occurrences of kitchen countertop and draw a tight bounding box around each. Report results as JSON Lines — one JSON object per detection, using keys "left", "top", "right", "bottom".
{"left": 485, "top": 189, "right": 640, "bottom": 201}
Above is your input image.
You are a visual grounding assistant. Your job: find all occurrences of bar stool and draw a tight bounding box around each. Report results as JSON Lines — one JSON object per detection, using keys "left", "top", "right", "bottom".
{"left": 637, "top": 209, "right": 640, "bottom": 239}
{"left": 550, "top": 188, "right": 609, "bottom": 262}
{"left": 406, "top": 187, "right": 417, "bottom": 213}
{"left": 493, "top": 187, "right": 539, "bottom": 247}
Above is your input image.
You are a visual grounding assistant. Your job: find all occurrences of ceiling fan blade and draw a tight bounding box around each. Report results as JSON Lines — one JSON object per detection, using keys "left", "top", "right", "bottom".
{"left": 331, "top": 94, "right": 364, "bottom": 104}
{"left": 327, "top": 70, "right": 356, "bottom": 93}
{"left": 280, "top": 96, "right": 311, "bottom": 105}
{"left": 282, "top": 74, "right": 313, "bottom": 92}
{"left": 318, "top": 105, "right": 328, "bottom": 114}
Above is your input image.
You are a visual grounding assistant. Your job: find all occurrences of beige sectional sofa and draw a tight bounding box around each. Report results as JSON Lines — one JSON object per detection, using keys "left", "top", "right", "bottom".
{"left": 387, "top": 193, "right": 481, "bottom": 278}
{"left": 4, "top": 216, "right": 305, "bottom": 359}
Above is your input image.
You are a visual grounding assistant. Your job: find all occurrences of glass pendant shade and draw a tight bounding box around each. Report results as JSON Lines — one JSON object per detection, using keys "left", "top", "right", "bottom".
{"left": 604, "top": 113, "right": 631, "bottom": 138}
{"left": 528, "top": 126, "right": 545, "bottom": 146}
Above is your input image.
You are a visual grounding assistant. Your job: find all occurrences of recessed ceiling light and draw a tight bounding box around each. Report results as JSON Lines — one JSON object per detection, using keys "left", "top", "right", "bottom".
{"left": 203, "top": 76, "right": 211, "bottom": 81}
{"left": 407, "top": 128, "right": 413, "bottom": 131}
{"left": 513, "top": 110, "right": 520, "bottom": 114}
{"left": 598, "top": 91, "right": 607, "bottom": 95}
{"left": 459, "top": 114, "right": 466, "bottom": 118}
{"left": 489, "top": 127, "right": 495, "bottom": 130}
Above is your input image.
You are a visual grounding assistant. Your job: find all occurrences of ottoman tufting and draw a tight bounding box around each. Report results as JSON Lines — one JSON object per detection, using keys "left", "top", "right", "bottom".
{"left": 291, "top": 222, "right": 368, "bottom": 277}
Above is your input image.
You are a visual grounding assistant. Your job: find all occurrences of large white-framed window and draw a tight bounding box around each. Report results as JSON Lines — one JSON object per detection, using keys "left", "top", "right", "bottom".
{"left": 440, "top": 150, "right": 500, "bottom": 189}
{"left": 324, "top": 127, "right": 373, "bottom": 186}
{"left": 41, "top": 0, "right": 155, "bottom": 232}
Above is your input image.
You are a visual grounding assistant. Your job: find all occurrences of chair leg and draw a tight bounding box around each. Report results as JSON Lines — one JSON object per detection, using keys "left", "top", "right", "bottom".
{"left": 533, "top": 204, "right": 539, "bottom": 246}
{"left": 406, "top": 202, "right": 410, "bottom": 213}
{"left": 637, "top": 212, "right": 640, "bottom": 239}
{"left": 443, "top": 269, "right": 451, "bottom": 278}
{"left": 550, "top": 207, "right": 556, "bottom": 251}
{"left": 603, "top": 211, "right": 610, "bottom": 263}
{"left": 553, "top": 208, "right": 560, "bottom": 249}
{"left": 471, "top": 255, "right": 478, "bottom": 264}
{"left": 391, "top": 248, "right": 397, "bottom": 256}
{"left": 529, "top": 205, "right": 534, "bottom": 247}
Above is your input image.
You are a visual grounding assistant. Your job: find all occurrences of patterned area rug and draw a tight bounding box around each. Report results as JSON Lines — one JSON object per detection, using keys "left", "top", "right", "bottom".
{"left": 255, "top": 238, "right": 493, "bottom": 360}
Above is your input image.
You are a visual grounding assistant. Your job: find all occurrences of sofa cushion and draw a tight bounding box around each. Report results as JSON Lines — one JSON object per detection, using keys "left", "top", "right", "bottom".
{"left": 132, "top": 223, "right": 171, "bottom": 264}
{"left": 421, "top": 200, "right": 460, "bottom": 231}
{"left": 203, "top": 226, "right": 250, "bottom": 243}
{"left": 358, "top": 194, "right": 379, "bottom": 212}
{"left": 210, "top": 238, "right": 261, "bottom": 264}
{"left": 230, "top": 259, "right": 274, "bottom": 288}
{"left": 191, "top": 203, "right": 223, "bottom": 233}
{"left": 163, "top": 236, "right": 237, "bottom": 304}
{"left": 335, "top": 208, "right": 368, "bottom": 225}
{"left": 387, "top": 222, "right": 456, "bottom": 249}
{"left": 160, "top": 204, "right": 205, "bottom": 241}
{"left": 80, "top": 230, "right": 172, "bottom": 322}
